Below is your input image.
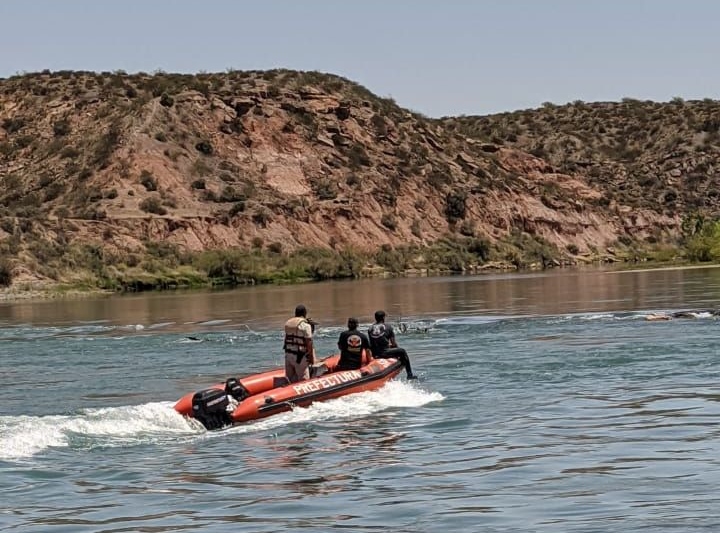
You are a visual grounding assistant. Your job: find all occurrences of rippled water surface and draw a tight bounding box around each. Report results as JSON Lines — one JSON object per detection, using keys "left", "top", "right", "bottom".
{"left": 3, "top": 267, "right": 720, "bottom": 532}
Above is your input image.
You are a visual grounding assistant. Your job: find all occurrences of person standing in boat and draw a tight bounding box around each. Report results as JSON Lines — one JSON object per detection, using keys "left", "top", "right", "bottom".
{"left": 368, "top": 310, "right": 417, "bottom": 379}
{"left": 283, "top": 304, "right": 316, "bottom": 383}
{"left": 336, "top": 317, "right": 372, "bottom": 371}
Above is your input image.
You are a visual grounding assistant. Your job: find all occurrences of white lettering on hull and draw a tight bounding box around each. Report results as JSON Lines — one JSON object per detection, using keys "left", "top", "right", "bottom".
{"left": 292, "top": 370, "right": 363, "bottom": 395}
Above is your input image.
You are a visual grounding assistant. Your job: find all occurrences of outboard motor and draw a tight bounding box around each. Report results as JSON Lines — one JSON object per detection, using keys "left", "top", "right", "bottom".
{"left": 225, "top": 377, "right": 249, "bottom": 401}
{"left": 191, "top": 388, "right": 231, "bottom": 430}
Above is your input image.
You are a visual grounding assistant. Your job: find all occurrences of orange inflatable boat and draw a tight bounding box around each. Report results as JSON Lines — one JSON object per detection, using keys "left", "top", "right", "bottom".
{"left": 174, "top": 355, "right": 404, "bottom": 430}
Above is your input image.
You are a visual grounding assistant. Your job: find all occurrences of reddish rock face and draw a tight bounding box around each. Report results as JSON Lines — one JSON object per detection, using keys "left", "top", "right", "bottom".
{"left": 0, "top": 70, "right": 685, "bottom": 285}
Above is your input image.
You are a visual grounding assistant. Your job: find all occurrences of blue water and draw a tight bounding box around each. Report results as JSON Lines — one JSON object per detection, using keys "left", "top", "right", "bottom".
{"left": 3, "top": 269, "right": 720, "bottom": 531}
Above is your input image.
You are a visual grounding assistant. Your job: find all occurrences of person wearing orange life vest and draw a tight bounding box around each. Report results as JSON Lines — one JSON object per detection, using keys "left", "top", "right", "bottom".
{"left": 336, "top": 317, "right": 372, "bottom": 371}
{"left": 283, "top": 304, "right": 316, "bottom": 383}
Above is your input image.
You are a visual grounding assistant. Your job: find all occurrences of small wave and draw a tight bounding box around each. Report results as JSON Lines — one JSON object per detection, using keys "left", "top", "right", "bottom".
{"left": 61, "top": 324, "right": 117, "bottom": 335}
{"left": 577, "top": 313, "right": 616, "bottom": 321}
{"left": 118, "top": 324, "right": 146, "bottom": 332}
{"left": 176, "top": 332, "right": 263, "bottom": 344}
{"left": 197, "top": 319, "right": 232, "bottom": 327}
{"left": 434, "top": 316, "right": 513, "bottom": 326}
{"left": 179, "top": 337, "right": 204, "bottom": 343}
{"left": 146, "top": 321, "right": 176, "bottom": 330}
{"left": 542, "top": 311, "right": 698, "bottom": 323}
{"left": 393, "top": 319, "right": 440, "bottom": 335}
{"left": 692, "top": 311, "right": 714, "bottom": 318}
{"left": 0, "top": 323, "right": 120, "bottom": 341}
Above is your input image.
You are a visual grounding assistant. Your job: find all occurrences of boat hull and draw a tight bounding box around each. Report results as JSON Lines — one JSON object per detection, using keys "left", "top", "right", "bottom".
{"left": 174, "top": 355, "right": 403, "bottom": 429}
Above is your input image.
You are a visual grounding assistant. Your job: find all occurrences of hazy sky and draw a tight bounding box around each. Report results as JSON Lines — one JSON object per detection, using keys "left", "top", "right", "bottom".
{"left": 1, "top": 0, "right": 717, "bottom": 117}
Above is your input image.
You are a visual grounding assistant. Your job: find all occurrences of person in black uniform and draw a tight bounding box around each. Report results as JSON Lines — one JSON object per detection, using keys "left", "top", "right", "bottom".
{"left": 336, "top": 317, "right": 371, "bottom": 371}
{"left": 368, "top": 310, "right": 417, "bottom": 379}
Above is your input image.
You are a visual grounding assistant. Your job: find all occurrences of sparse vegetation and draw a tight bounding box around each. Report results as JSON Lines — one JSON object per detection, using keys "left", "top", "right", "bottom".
{"left": 380, "top": 213, "right": 397, "bottom": 231}
{"left": 443, "top": 97, "right": 720, "bottom": 213}
{"left": 195, "top": 140, "right": 213, "bottom": 155}
{"left": 0, "top": 259, "right": 13, "bottom": 286}
{"left": 139, "top": 196, "right": 167, "bottom": 215}
{"left": 139, "top": 170, "right": 157, "bottom": 191}
{"left": 0, "top": 69, "right": 719, "bottom": 293}
{"left": 345, "top": 143, "right": 370, "bottom": 169}
{"left": 92, "top": 121, "right": 121, "bottom": 169}
{"left": 313, "top": 179, "right": 338, "bottom": 200}
{"left": 1, "top": 117, "right": 25, "bottom": 134}
{"left": 228, "top": 201, "right": 246, "bottom": 217}
{"left": 159, "top": 93, "right": 174, "bottom": 107}
{"left": 444, "top": 191, "right": 467, "bottom": 223}
{"left": 52, "top": 119, "right": 71, "bottom": 137}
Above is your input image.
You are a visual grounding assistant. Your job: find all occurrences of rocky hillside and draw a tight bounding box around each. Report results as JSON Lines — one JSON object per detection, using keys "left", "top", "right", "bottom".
{"left": 0, "top": 70, "right": 716, "bottom": 288}
{"left": 443, "top": 98, "right": 720, "bottom": 215}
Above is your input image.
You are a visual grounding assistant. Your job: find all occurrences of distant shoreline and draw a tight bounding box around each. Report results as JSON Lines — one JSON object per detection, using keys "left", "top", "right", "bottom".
{"left": 0, "top": 286, "right": 113, "bottom": 303}
{"left": 605, "top": 263, "right": 720, "bottom": 274}
{"left": 3, "top": 261, "right": 719, "bottom": 304}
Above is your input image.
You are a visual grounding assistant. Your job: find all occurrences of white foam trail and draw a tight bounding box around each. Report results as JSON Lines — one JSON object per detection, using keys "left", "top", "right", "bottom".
{"left": 0, "top": 382, "right": 443, "bottom": 460}
{"left": 0, "top": 381, "right": 445, "bottom": 460}
{"left": 73, "top": 402, "right": 195, "bottom": 436}
{"left": 1, "top": 415, "right": 70, "bottom": 460}
{"left": 0, "top": 402, "right": 193, "bottom": 461}
{"left": 224, "top": 380, "right": 444, "bottom": 436}
{"left": 0, "top": 381, "right": 444, "bottom": 461}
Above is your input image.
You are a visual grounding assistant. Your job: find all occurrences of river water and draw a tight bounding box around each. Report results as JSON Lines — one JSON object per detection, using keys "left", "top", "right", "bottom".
{"left": 2, "top": 266, "right": 720, "bottom": 532}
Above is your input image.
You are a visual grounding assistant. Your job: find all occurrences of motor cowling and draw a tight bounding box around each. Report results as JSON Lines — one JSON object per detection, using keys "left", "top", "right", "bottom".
{"left": 225, "top": 377, "right": 249, "bottom": 401}
{"left": 191, "top": 388, "right": 231, "bottom": 430}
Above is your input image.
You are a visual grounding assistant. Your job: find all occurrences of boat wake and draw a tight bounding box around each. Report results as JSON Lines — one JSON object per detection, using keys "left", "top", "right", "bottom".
{"left": 0, "top": 381, "right": 443, "bottom": 461}
{"left": 223, "top": 380, "right": 444, "bottom": 437}
{"left": 0, "top": 402, "right": 191, "bottom": 461}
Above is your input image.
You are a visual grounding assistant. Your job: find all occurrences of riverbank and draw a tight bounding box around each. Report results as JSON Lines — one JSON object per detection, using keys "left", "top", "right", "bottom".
{"left": 606, "top": 262, "right": 720, "bottom": 274}
{"left": 0, "top": 282, "right": 113, "bottom": 303}
{"left": 2, "top": 257, "right": 714, "bottom": 304}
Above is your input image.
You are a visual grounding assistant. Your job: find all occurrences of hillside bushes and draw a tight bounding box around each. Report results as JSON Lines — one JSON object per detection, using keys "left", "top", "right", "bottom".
{"left": 684, "top": 218, "right": 720, "bottom": 262}
{"left": 0, "top": 259, "right": 12, "bottom": 286}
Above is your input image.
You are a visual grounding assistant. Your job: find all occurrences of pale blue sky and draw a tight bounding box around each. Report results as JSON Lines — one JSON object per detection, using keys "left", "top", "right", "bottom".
{"left": 0, "top": 0, "right": 717, "bottom": 116}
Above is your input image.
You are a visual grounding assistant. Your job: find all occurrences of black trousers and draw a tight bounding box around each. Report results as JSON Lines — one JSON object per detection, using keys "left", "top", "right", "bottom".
{"left": 376, "top": 347, "right": 414, "bottom": 377}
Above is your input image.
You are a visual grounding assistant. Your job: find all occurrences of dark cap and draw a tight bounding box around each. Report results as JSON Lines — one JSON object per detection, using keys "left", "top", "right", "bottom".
{"left": 347, "top": 317, "right": 359, "bottom": 329}
{"left": 374, "top": 310, "right": 386, "bottom": 322}
{"left": 295, "top": 304, "right": 307, "bottom": 317}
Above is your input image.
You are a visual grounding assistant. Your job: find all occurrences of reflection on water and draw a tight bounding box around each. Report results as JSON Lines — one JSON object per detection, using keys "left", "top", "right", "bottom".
{"left": 3, "top": 266, "right": 720, "bottom": 328}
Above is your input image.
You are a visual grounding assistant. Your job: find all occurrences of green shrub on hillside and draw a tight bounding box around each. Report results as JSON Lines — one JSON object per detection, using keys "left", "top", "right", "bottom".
{"left": 444, "top": 191, "right": 467, "bottom": 222}
{"left": 139, "top": 197, "right": 167, "bottom": 215}
{"left": 1, "top": 117, "right": 25, "bottom": 134}
{"left": 139, "top": 170, "right": 157, "bottom": 191}
{"left": 0, "top": 259, "right": 13, "bottom": 286}
{"left": 345, "top": 144, "right": 370, "bottom": 169}
{"left": 53, "top": 120, "right": 71, "bottom": 137}
{"left": 380, "top": 213, "right": 397, "bottom": 230}
{"left": 159, "top": 93, "right": 174, "bottom": 107}
{"left": 92, "top": 122, "right": 121, "bottom": 169}
{"left": 684, "top": 219, "right": 720, "bottom": 262}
